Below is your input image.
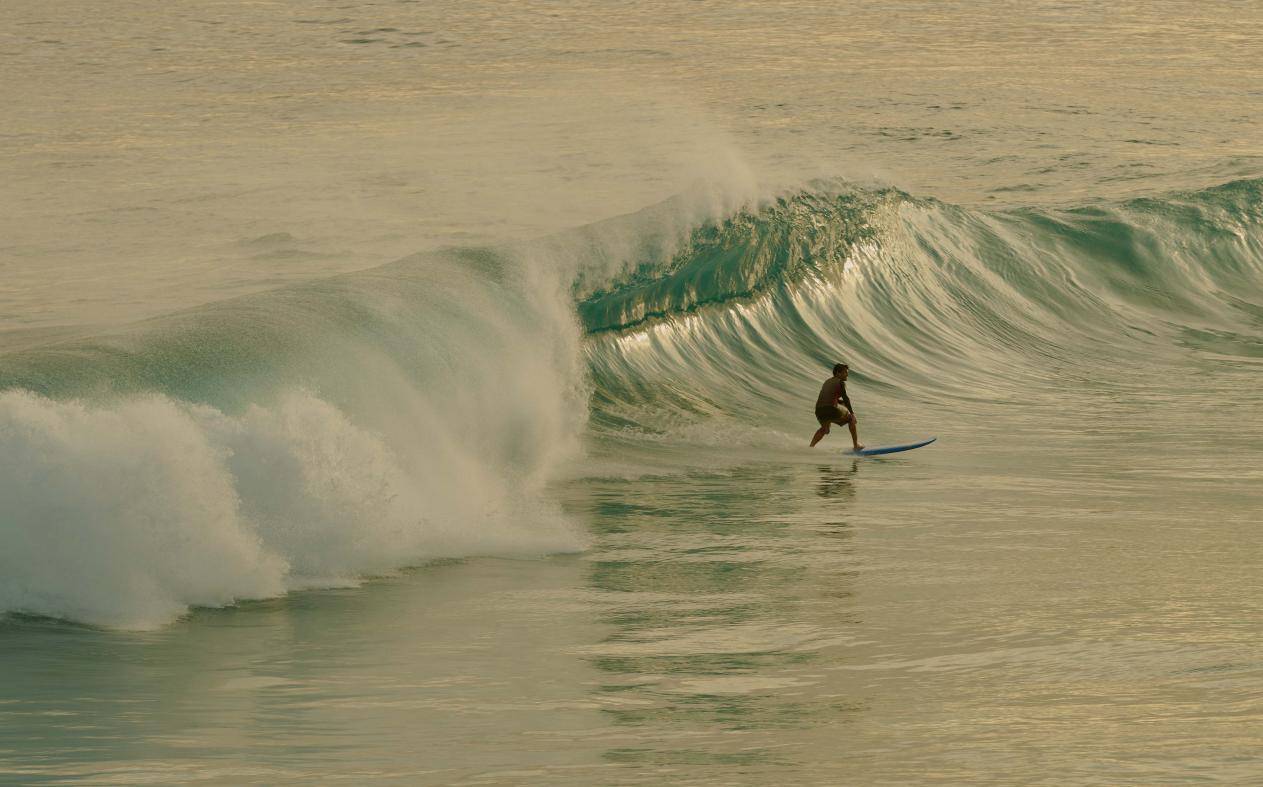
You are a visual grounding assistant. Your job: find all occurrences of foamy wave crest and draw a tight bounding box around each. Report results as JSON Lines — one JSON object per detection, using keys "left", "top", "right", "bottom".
{"left": 0, "top": 244, "right": 595, "bottom": 628}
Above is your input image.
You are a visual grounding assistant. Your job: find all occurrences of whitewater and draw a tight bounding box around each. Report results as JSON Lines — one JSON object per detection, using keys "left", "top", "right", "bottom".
{"left": 2, "top": 1, "right": 1262, "bottom": 784}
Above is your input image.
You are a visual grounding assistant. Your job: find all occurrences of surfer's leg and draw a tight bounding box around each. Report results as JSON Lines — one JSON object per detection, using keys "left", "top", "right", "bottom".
{"left": 810, "top": 422, "right": 830, "bottom": 447}
{"left": 847, "top": 414, "right": 863, "bottom": 451}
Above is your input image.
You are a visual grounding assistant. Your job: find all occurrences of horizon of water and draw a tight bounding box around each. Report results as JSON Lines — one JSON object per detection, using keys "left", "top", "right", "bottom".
{"left": 3, "top": 1, "right": 1263, "bottom": 784}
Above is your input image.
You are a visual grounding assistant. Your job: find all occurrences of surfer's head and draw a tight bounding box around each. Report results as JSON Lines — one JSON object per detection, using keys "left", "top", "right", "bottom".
{"left": 833, "top": 363, "right": 848, "bottom": 378}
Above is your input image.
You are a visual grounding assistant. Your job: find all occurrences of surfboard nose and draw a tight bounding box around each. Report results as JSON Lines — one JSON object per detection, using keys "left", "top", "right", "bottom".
{"left": 850, "top": 437, "right": 937, "bottom": 456}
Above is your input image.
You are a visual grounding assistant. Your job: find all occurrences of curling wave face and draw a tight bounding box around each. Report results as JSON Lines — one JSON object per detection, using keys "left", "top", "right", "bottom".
{"left": 2, "top": 178, "right": 1261, "bottom": 627}
{"left": 583, "top": 179, "right": 1263, "bottom": 439}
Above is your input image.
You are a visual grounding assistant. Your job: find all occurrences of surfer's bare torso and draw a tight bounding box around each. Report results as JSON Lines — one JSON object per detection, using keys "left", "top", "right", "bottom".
{"left": 810, "top": 364, "right": 862, "bottom": 450}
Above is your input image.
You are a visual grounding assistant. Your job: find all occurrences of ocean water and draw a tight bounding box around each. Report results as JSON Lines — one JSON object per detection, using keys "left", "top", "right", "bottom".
{"left": 2, "top": 1, "right": 1263, "bottom": 784}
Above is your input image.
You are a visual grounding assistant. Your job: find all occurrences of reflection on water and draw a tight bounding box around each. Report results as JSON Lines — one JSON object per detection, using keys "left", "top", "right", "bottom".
{"left": 580, "top": 464, "right": 866, "bottom": 774}
{"left": 816, "top": 462, "right": 859, "bottom": 499}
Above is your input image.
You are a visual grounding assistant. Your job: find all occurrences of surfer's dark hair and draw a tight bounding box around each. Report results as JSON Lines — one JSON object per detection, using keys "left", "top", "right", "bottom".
{"left": 833, "top": 363, "right": 847, "bottom": 375}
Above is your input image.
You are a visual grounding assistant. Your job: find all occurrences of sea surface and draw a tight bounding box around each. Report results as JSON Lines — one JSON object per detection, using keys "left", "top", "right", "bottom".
{"left": 2, "top": 1, "right": 1262, "bottom": 784}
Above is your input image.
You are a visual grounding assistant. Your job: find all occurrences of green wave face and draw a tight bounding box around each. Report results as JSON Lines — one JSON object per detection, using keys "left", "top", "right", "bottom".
{"left": 582, "top": 179, "right": 1263, "bottom": 436}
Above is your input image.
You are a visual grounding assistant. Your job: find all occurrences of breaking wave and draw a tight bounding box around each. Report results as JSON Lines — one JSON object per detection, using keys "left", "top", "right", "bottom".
{"left": 3, "top": 177, "right": 1261, "bottom": 627}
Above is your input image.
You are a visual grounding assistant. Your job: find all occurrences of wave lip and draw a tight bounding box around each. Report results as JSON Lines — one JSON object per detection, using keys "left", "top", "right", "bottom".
{"left": 578, "top": 186, "right": 895, "bottom": 334}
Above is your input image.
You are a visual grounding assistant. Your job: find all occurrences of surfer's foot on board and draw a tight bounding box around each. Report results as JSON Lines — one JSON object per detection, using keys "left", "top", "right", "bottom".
{"left": 853, "top": 444, "right": 864, "bottom": 452}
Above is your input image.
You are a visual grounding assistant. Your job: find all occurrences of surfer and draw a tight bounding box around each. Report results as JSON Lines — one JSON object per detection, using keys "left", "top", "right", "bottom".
{"left": 810, "top": 363, "right": 863, "bottom": 451}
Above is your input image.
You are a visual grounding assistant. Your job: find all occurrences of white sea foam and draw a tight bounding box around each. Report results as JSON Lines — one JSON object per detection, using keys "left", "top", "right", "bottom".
{"left": 0, "top": 171, "right": 773, "bottom": 629}
{"left": 0, "top": 388, "right": 586, "bottom": 629}
{"left": 0, "top": 241, "right": 606, "bottom": 629}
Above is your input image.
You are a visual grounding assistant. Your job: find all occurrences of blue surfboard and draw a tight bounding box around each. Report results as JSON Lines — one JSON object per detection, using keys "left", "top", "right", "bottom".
{"left": 849, "top": 437, "right": 936, "bottom": 457}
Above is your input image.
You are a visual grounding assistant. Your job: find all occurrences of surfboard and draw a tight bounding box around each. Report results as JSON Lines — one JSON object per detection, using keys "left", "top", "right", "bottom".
{"left": 848, "top": 437, "right": 936, "bottom": 457}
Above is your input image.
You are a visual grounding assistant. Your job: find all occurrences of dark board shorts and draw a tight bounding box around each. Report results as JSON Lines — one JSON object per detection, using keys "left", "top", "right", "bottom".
{"left": 815, "top": 404, "right": 851, "bottom": 426}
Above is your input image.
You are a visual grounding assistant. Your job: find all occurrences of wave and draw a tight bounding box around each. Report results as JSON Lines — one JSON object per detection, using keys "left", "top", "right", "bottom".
{"left": 2, "top": 178, "right": 1261, "bottom": 627}
{"left": 583, "top": 178, "right": 1263, "bottom": 437}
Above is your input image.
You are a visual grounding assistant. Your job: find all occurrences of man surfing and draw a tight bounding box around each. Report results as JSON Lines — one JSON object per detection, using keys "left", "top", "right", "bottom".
{"left": 810, "top": 363, "right": 863, "bottom": 451}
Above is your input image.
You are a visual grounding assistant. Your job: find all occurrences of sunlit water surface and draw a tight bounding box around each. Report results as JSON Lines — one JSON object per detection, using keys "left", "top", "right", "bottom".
{"left": 3, "top": 1, "right": 1263, "bottom": 784}
{"left": 5, "top": 363, "right": 1262, "bottom": 783}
